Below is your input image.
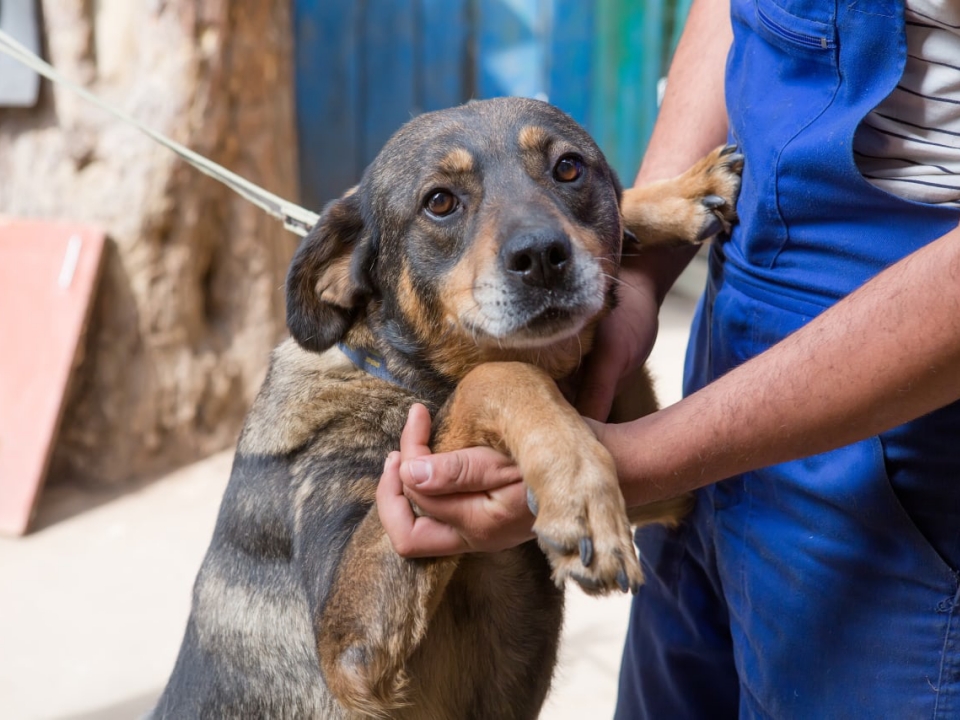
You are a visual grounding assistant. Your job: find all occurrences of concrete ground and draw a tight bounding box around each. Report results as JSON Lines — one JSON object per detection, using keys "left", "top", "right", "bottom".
{"left": 0, "top": 283, "right": 700, "bottom": 720}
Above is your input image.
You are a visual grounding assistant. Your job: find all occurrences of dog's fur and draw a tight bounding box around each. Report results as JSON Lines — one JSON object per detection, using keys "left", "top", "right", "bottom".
{"left": 152, "top": 98, "right": 741, "bottom": 719}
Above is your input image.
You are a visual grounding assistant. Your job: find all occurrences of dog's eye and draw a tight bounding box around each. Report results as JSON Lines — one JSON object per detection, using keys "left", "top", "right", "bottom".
{"left": 553, "top": 154, "right": 584, "bottom": 183}
{"left": 424, "top": 190, "right": 458, "bottom": 218}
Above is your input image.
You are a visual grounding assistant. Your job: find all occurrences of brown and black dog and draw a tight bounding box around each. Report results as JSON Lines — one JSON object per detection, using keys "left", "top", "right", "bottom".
{"left": 152, "top": 97, "right": 741, "bottom": 719}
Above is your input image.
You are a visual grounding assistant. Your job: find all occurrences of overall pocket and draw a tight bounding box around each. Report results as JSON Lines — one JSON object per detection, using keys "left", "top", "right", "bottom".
{"left": 726, "top": 0, "right": 841, "bottom": 269}
{"left": 753, "top": 0, "right": 836, "bottom": 52}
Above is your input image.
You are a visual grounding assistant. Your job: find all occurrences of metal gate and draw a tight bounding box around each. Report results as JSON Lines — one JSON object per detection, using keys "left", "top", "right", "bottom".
{"left": 293, "top": 0, "right": 692, "bottom": 208}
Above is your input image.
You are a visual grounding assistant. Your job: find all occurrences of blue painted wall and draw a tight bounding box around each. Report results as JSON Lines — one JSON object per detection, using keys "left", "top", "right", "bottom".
{"left": 293, "top": 0, "right": 692, "bottom": 209}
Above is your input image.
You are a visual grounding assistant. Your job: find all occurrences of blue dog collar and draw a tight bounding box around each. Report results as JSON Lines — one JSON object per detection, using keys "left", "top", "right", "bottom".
{"left": 337, "top": 341, "right": 409, "bottom": 389}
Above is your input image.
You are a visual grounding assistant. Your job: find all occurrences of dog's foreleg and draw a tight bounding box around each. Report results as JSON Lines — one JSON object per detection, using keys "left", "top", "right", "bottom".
{"left": 434, "top": 361, "right": 646, "bottom": 595}
{"left": 316, "top": 506, "right": 458, "bottom": 715}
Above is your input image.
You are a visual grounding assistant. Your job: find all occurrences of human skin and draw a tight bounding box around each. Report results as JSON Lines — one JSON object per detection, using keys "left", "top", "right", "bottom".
{"left": 377, "top": 0, "right": 960, "bottom": 558}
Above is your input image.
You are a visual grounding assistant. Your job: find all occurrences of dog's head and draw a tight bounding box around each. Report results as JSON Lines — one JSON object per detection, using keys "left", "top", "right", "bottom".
{"left": 286, "top": 97, "right": 625, "bottom": 379}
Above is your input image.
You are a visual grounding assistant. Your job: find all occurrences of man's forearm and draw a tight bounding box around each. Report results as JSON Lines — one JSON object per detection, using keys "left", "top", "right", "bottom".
{"left": 631, "top": 0, "right": 732, "bottom": 302}
{"left": 607, "top": 223, "right": 960, "bottom": 507}
{"left": 636, "top": 0, "right": 731, "bottom": 186}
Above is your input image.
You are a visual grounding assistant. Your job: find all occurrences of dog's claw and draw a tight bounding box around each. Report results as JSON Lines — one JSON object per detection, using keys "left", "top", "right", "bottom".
{"left": 526, "top": 488, "right": 539, "bottom": 517}
{"left": 702, "top": 194, "right": 726, "bottom": 209}
{"left": 697, "top": 215, "right": 724, "bottom": 241}
{"left": 570, "top": 573, "right": 603, "bottom": 592}
{"left": 720, "top": 143, "right": 739, "bottom": 156}
{"left": 616, "top": 568, "right": 629, "bottom": 593}
{"left": 579, "top": 537, "right": 594, "bottom": 568}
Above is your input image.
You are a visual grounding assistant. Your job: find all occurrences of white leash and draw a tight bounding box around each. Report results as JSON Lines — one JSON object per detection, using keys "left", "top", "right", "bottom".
{"left": 0, "top": 27, "right": 321, "bottom": 237}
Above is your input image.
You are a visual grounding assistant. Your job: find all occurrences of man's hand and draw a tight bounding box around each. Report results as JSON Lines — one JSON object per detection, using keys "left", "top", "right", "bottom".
{"left": 573, "top": 260, "right": 662, "bottom": 421}
{"left": 377, "top": 404, "right": 535, "bottom": 558}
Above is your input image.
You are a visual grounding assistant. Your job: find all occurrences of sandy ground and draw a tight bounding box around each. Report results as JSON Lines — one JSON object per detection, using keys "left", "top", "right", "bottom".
{"left": 0, "top": 286, "right": 700, "bottom": 720}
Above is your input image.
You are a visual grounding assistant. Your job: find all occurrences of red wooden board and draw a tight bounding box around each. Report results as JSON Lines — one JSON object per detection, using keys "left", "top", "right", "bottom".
{"left": 0, "top": 218, "right": 105, "bottom": 536}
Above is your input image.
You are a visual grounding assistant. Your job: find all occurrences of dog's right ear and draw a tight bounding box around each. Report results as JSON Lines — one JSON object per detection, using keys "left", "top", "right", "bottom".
{"left": 285, "top": 190, "right": 374, "bottom": 353}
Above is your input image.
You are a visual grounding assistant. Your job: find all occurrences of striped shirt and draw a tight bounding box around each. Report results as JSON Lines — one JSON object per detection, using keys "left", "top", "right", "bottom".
{"left": 853, "top": 0, "right": 960, "bottom": 207}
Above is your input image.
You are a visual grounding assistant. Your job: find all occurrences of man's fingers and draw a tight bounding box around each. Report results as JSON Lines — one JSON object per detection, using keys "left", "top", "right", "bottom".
{"left": 398, "top": 516, "right": 469, "bottom": 558}
{"left": 381, "top": 406, "right": 534, "bottom": 557}
{"left": 400, "top": 446, "right": 521, "bottom": 495}
{"left": 400, "top": 403, "right": 433, "bottom": 458}
{"left": 377, "top": 451, "right": 416, "bottom": 542}
{"left": 377, "top": 451, "right": 467, "bottom": 558}
{"left": 404, "top": 480, "right": 535, "bottom": 553}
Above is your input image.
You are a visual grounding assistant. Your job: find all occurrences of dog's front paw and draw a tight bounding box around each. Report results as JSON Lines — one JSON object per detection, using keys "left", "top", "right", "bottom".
{"left": 622, "top": 143, "right": 744, "bottom": 247}
{"left": 525, "top": 440, "right": 643, "bottom": 596}
{"left": 683, "top": 144, "right": 744, "bottom": 242}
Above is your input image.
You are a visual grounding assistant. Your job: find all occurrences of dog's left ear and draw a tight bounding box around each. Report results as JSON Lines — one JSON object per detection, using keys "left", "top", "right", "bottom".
{"left": 285, "top": 190, "right": 375, "bottom": 353}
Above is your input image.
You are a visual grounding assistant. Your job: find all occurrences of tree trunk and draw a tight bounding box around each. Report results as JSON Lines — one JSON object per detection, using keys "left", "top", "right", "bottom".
{"left": 0, "top": 0, "right": 300, "bottom": 485}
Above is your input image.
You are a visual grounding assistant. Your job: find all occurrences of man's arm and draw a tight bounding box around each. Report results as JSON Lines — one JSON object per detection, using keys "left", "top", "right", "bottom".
{"left": 635, "top": 0, "right": 732, "bottom": 185}
{"left": 574, "top": 0, "right": 732, "bottom": 420}
{"left": 603, "top": 223, "right": 960, "bottom": 507}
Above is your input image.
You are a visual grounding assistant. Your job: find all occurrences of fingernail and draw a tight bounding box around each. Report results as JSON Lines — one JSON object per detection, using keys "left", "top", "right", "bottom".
{"left": 407, "top": 460, "right": 431, "bottom": 484}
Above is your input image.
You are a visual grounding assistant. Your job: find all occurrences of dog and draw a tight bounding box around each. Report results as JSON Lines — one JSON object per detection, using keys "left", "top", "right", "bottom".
{"left": 151, "top": 97, "right": 741, "bottom": 719}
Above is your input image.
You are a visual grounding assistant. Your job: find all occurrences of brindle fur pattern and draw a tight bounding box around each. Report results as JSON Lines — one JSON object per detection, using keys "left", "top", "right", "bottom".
{"left": 153, "top": 98, "right": 742, "bottom": 719}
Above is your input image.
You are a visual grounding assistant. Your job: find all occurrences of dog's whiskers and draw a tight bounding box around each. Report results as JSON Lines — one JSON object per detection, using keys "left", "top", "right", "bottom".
{"left": 600, "top": 272, "right": 641, "bottom": 294}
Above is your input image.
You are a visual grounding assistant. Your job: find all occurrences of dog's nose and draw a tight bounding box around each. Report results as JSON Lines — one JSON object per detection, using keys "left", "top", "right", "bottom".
{"left": 501, "top": 232, "right": 572, "bottom": 289}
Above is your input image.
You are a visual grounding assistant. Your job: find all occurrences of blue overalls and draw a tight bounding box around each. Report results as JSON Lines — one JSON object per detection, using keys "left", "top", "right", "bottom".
{"left": 615, "top": 1, "right": 960, "bottom": 717}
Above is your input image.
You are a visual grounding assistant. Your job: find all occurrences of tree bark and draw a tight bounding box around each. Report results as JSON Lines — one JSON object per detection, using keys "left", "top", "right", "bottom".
{"left": 0, "top": 0, "right": 300, "bottom": 485}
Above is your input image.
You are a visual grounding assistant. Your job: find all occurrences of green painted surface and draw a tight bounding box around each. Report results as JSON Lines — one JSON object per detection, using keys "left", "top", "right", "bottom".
{"left": 294, "top": 0, "right": 693, "bottom": 206}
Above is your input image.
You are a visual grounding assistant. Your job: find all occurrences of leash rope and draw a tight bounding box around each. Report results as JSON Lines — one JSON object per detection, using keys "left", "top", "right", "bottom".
{"left": 0, "top": 27, "right": 321, "bottom": 237}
